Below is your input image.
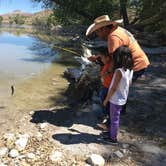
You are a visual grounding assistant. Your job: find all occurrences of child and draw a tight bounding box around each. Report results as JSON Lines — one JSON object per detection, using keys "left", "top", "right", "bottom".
{"left": 95, "top": 47, "right": 113, "bottom": 130}
{"left": 103, "top": 46, "right": 134, "bottom": 143}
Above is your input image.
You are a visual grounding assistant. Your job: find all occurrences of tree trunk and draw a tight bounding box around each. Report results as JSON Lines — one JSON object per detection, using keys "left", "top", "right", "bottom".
{"left": 120, "top": 0, "right": 129, "bottom": 27}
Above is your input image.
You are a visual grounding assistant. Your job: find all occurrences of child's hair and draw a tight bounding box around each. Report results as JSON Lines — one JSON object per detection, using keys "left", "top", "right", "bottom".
{"left": 95, "top": 46, "right": 109, "bottom": 57}
{"left": 113, "top": 45, "right": 134, "bottom": 71}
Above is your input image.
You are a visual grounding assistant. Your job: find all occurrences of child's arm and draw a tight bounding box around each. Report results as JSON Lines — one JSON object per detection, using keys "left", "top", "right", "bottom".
{"left": 103, "top": 70, "right": 122, "bottom": 106}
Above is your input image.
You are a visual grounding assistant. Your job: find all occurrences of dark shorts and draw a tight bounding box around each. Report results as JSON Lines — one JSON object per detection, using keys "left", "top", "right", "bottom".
{"left": 132, "top": 68, "right": 147, "bottom": 82}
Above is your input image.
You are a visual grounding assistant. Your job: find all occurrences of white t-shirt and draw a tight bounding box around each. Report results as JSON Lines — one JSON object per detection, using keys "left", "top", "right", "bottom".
{"left": 109, "top": 68, "right": 133, "bottom": 105}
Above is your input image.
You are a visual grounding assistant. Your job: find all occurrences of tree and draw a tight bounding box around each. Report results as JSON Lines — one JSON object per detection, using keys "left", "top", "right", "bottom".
{"left": 14, "top": 14, "right": 25, "bottom": 25}
{"left": 0, "top": 16, "right": 3, "bottom": 25}
{"left": 32, "top": 0, "right": 120, "bottom": 25}
{"left": 135, "top": 0, "right": 166, "bottom": 32}
{"left": 120, "top": 0, "right": 129, "bottom": 26}
{"left": 9, "top": 16, "right": 14, "bottom": 25}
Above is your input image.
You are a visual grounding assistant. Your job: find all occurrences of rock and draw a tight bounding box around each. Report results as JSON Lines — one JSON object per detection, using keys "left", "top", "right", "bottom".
{"left": 49, "top": 150, "right": 63, "bottom": 162}
{"left": 0, "top": 147, "right": 8, "bottom": 157}
{"left": 121, "top": 149, "right": 127, "bottom": 154}
{"left": 27, "top": 153, "right": 35, "bottom": 159}
{"left": 39, "top": 123, "right": 47, "bottom": 130}
{"left": 3, "top": 133, "right": 15, "bottom": 141}
{"left": 114, "top": 150, "right": 124, "bottom": 158}
{"left": 0, "top": 162, "right": 7, "bottom": 166}
{"left": 4, "top": 133, "right": 15, "bottom": 149}
{"left": 64, "top": 68, "right": 82, "bottom": 81}
{"left": 87, "top": 154, "right": 105, "bottom": 166}
{"left": 15, "top": 134, "right": 29, "bottom": 151}
{"left": 122, "top": 143, "right": 129, "bottom": 149}
{"left": 29, "top": 111, "right": 34, "bottom": 115}
{"left": 36, "top": 132, "right": 43, "bottom": 141}
{"left": 9, "top": 149, "right": 19, "bottom": 158}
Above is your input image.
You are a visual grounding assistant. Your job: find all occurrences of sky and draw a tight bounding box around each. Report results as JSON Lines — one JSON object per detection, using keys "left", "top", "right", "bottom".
{"left": 0, "top": 0, "right": 44, "bottom": 14}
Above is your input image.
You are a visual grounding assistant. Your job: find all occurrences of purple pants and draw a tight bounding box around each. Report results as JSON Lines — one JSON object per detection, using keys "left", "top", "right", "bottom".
{"left": 109, "top": 102, "right": 122, "bottom": 140}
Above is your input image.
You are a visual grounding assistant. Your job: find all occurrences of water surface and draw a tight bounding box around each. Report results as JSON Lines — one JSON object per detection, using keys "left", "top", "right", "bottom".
{"left": 0, "top": 31, "right": 58, "bottom": 102}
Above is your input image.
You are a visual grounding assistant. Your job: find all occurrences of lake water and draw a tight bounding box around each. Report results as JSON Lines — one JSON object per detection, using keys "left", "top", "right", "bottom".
{"left": 0, "top": 32, "right": 57, "bottom": 80}
{"left": 0, "top": 30, "right": 61, "bottom": 102}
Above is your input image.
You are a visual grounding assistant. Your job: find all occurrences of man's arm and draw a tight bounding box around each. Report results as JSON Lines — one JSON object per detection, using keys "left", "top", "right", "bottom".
{"left": 108, "top": 35, "right": 122, "bottom": 54}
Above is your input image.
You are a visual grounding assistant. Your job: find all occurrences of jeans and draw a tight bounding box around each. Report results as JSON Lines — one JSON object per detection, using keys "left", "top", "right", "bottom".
{"left": 99, "top": 87, "right": 109, "bottom": 116}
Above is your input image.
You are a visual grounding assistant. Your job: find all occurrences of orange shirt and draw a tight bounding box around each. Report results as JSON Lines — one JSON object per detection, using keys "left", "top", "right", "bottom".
{"left": 101, "top": 63, "right": 113, "bottom": 88}
{"left": 108, "top": 27, "right": 150, "bottom": 72}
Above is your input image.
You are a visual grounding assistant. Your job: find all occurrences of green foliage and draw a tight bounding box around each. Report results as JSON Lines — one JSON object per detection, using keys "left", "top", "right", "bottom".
{"left": 14, "top": 14, "right": 25, "bottom": 25}
{"left": 32, "top": 0, "right": 120, "bottom": 25}
{"left": 9, "top": 16, "right": 14, "bottom": 25}
{"left": 136, "top": 0, "right": 166, "bottom": 32}
{"left": 0, "top": 16, "right": 3, "bottom": 25}
{"left": 32, "top": 0, "right": 165, "bottom": 33}
{"left": 32, "top": 13, "right": 54, "bottom": 29}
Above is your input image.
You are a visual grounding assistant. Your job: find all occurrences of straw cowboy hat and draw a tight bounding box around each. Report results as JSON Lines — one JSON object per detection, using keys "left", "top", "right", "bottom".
{"left": 86, "top": 15, "right": 123, "bottom": 36}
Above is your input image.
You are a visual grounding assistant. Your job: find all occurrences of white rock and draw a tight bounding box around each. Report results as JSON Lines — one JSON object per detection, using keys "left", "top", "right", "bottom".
{"left": 0, "top": 162, "right": 7, "bottom": 166}
{"left": 15, "top": 134, "right": 29, "bottom": 151}
{"left": 9, "top": 149, "right": 19, "bottom": 158}
{"left": 3, "top": 133, "right": 15, "bottom": 141}
{"left": 29, "top": 111, "right": 34, "bottom": 115}
{"left": 27, "top": 153, "right": 36, "bottom": 159}
{"left": 87, "top": 154, "right": 105, "bottom": 166}
{"left": 114, "top": 150, "right": 124, "bottom": 158}
{"left": 0, "top": 147, "right": 8, "bottom": 157}
{"left": 121, "top": 149, "right": 127, "bottom": 154}
{"left": 39, "top": 123, "right": 47, "bottom": 130}
{"left": 122, "top": 143, "right": 129, "bottom": 149}
{"left": 49, "top": 151, "right": 63, "bottom": 162}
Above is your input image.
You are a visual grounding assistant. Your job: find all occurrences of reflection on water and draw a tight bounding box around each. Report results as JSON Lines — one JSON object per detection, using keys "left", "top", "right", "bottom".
{"left": 0, "top": 32, "right": 57, "bottom": 79}
{"left": 0, "top": 28, "right": 79, "bottom": 105}
{"left": 0, "top": 30, "right": 59, "bottom": 101}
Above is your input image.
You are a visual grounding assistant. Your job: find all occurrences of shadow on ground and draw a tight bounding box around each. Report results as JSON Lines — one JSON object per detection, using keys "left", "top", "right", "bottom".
{"left": 30, "top": 53, "right": 166, "bottom": 145}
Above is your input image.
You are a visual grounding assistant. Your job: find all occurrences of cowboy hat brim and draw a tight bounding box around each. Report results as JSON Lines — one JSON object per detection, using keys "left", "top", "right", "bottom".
{"left": 86, "top": 19, "right": 123, "bottom": 36}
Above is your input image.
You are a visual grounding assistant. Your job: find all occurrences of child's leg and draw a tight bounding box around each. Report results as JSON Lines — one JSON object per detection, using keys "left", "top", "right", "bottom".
{"left": 109, "top": 103, "right": 122, "bottom": 140}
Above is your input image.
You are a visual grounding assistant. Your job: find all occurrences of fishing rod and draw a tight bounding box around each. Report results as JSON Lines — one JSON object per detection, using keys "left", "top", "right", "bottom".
{"left": 52, "top": 45, "right": 82, "bottom": 57}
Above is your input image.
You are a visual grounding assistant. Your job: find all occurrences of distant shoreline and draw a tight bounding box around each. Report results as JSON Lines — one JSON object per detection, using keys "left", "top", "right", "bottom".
{"left": 0, "top": 24, "right": 33, "bottom": 29}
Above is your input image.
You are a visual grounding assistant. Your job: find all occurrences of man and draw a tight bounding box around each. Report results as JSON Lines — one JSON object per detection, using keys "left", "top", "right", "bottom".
{"left": 86, "top": 15, "right": 150, "bottom": 81}
{"left": 86, "top": 15, "right": 150, "bottom": 130}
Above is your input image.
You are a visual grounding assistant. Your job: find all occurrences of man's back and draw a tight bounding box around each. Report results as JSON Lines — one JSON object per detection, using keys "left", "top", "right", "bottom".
{"left": 108, "top": 27, "right": 150, "bottom": 71}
